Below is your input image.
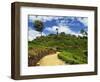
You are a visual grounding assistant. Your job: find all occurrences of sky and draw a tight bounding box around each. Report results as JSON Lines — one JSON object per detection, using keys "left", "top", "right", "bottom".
{"left": 28, "top": 15, "right": 88, "bottom": 41}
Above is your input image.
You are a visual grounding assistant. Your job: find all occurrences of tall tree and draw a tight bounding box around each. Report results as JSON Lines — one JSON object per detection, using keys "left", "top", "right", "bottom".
{"left": 56, "top": 28, "right": 59, "bottom": 36}
{"left": 34, "top": 20, "right": 44, "bottom": 36}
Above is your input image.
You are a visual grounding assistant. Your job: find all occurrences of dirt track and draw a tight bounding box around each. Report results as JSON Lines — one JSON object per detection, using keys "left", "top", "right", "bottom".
{"left": 37, "top": 52, "right": 65, "bottom": 66}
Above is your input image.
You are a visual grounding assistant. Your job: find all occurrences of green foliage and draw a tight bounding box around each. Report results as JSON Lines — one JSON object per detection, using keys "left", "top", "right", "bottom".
{"left": 34, "top": 20, "right": 44, "bottom": 36}
{"left": 28, "top": 33, "right": 88, "bottom": 65}
{"left": 80, "top": 29, "right": 88, "bottom": 37}
{"left": 58, "top": 51, "right": 87, "bottom": 64}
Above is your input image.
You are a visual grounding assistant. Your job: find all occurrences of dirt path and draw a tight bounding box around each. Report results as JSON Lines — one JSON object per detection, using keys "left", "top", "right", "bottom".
{"left": 37, "top": 52, "right": 66, "bottom": 66}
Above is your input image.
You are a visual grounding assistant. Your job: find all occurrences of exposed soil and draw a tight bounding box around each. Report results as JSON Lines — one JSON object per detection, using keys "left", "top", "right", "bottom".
{"left": 37, "top": 52, "right": 66, "bottom": 66}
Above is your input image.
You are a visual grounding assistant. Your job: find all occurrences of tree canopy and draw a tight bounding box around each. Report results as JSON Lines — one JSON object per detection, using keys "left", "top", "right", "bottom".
{"left": 34, "top": 20, "right": 44, "bottom": 33}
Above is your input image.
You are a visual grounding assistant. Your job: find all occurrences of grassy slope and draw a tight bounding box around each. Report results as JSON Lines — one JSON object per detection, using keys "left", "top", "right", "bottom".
{"left": 28, "top": 34, "right": 87, "bottom": 65}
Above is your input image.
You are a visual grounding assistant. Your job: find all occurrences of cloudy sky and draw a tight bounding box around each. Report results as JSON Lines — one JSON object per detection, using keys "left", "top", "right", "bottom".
{"left": 28, "top": 15, "right": 88, "bottom": 41}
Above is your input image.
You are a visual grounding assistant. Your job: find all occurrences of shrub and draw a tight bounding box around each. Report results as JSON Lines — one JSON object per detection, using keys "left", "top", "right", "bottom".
{"left": 58, "top": 51, "right": 83, "bottom": 64}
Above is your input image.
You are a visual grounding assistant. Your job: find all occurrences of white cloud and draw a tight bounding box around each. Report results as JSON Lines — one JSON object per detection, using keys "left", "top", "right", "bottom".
{"left": 77, "top": 17, "right": 88, "bottom": 26}
{"left": 29, "top": 15, "right": 59, "bottom": 22}
{"left": 29, "top": 16, "right": 43, "bottom": 22}
{"left": 28, "top": 29, "right": 46, "bottom": 41}
{"left": 28, "top": 16, "right": 86, "bottom": 41}
{"left": 29, "top": 16, "right": 88, "bottom": 27}
{"left": 59, "top": 25, "right": 72, "bottom": 34}
{"left": 45, "top": 25, "right": 82, "bottom": 37}
{"left": 44, "top": 26, "right": 57, "bottom": 34}
{"left": 41, "top": 16, "right": 54, "bottom": 22}
{"left": 28, "top": 25, "right": 83, "bottom": 41}
{"left": 28, "top": 29, "right": 40, "bottom": 41}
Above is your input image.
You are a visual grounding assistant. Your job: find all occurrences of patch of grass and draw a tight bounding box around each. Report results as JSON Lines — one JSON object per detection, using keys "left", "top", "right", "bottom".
{"left": 58, "top": 51, "right": 87, "bottom": 64}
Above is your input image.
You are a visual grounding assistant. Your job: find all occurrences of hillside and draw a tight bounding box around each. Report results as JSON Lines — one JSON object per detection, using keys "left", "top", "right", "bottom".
{"left": 28, "top": 33, "right": 88, "bottom": 66}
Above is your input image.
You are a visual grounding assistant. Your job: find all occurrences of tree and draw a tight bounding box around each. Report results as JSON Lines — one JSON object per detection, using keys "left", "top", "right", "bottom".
{"left": 56, "top": 28, "right": 59, "bottom": 36}
{"left": 34, "top": 20, "right": 44, "bottom": 36}
{"left": 80, "top": 29, "right": 87, "bottom": 36}
{"left": 80, "top": 29, "right": 85, "bottom": 35}
{"left": 60, "top": 32, "right": 66, "bottom": 36}
{"left": 84, "top": 31, "right": 88, "bottom": 36}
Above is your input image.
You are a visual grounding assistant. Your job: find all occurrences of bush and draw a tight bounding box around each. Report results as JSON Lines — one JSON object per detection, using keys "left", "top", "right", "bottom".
{"left": 58, "top": 51, "right": 84, "bottom": 64}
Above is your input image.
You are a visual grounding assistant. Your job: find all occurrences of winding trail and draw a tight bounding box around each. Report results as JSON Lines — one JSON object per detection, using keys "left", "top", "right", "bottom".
{"left": 37, "top": 52, "right": 66, "bottom": 66}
